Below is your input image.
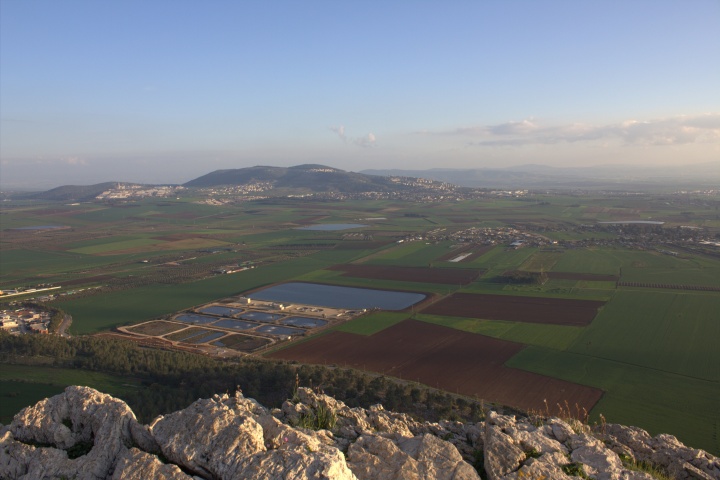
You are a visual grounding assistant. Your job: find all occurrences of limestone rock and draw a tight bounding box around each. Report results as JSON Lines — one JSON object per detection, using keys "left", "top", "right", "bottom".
{"left": 347, "top": 433, "right": 479, "bottom": 480}
{"left": 484, "top": 424, "right": 525, "bottom": 480}
{"left": 569, "top": 433, "right": 624, "bottom": 480}
{"left": 601, "top": 423, "right": 720, "bottom": 480}
{"left": 4, "top": 385, "right": 139, "bottom": 480}
{"left": 4, "top": 385, "right": 720, "bottom": 480}
{"left": 111, "top": 447, "right": 193, "bottom": 480}
{"left": 149, "top": 394, "right": 268, "bottom": 478}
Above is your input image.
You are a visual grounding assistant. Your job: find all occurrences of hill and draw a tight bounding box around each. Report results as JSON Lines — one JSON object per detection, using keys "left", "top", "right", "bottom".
{"left": 28, "top": 182, "right": 135, "bottom": 202}
{"left": 183, "top": 164, "right": 411, "bottom": 193}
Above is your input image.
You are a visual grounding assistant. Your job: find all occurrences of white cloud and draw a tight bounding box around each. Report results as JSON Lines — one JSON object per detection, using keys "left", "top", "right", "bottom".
{"left": 63, "top": 156, "right": 87, "bottom": 166}
{"left": 354, "top": 132, "right": 376, "bottom": 148}
{"left": 330, "top": 125, "right": 376, "bottom": 148}
{"left": 330, "top": 125, "right": 347, "bottom": 143}
{"left": 428, "top": 114, "right": 720, "bottom": 148}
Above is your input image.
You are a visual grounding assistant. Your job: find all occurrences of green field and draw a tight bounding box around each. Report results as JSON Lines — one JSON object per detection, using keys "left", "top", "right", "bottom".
{"left": 57, "top": 249, "right": 367, "bottom": 334}
{"left": 3, "top": 192, "right": 719, "bottom": 454}
{"left": 0, "top": 365, "right": 139, "bottom": 423}
{"left": 567, "top": 291, "right": 720, "bottom": 381}
{"left": 69, "top": 237, "right": 161, "bottom": 254}
{"left": 416, "top": 314, "right": 584, "bottom": 350}
{"left": 506, "top": 348, "right": 719, "bottom": 454}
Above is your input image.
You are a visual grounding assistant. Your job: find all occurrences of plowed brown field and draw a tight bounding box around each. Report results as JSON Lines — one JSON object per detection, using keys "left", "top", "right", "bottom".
{"left": 423, "top": 293, "right": 604, "bottom": 326}
{"left": 328, "top": 265, "right": 482, "bottom": 284}
{"left": 268, "top": 320, "right": 603, "bottom": 415}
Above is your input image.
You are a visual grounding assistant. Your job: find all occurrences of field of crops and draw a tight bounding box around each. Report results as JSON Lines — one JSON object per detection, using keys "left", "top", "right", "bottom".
{"left": 332, "top": 312, "right": 409, "bottom": 336}
{"left": 567, "top": 291, "right": 720, "bottom": 381}
{"left": 0, "top": 365, "right": 139, "bottom": 424}
{"left": 3, "top": 193, "right": 719, "bottom": 454}
{"left": 506, "top": 348, "right": 719, "bottom": 454}
{"left": 58, "top": 254, "right": 352, "bottom": 333}
{"left": 415, "top": 314, "right": 583, "bottom": 350}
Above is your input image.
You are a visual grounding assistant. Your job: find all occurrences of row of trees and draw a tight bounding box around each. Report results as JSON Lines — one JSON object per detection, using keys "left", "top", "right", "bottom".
{"left": 0, "top": 331, "right": 491, "bottom": 424}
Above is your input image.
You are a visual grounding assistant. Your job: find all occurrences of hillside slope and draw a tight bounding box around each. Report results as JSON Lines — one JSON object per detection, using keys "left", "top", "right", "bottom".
{"left": 184, "top": 164, "right": 407, "bottom": 192}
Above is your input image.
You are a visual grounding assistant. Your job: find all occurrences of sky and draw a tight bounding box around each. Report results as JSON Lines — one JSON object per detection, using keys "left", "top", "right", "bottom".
{"left": 1, "top": 0, "right": 719, "bottom": 189}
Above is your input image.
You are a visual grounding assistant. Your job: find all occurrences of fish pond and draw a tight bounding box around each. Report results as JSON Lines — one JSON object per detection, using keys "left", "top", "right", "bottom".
{"left": 256, "top": 325, "right": 305, "bottom": 336}
{"left": 212, "top": 319, "right": 258, "bottom": 330}
{"left": 281, "top": 316, "right": 328, "bottom": 328}
{"left": 240, "top": 311, "right": 285, "bottom": 322}
{"left": 248, "top": 282, "right": 426, "bottom": 310}
{"left": 174, "top": 314, "right": 219, "bottom": 325}
{"left": 197, "top": 306, "right": 244, "bottom": 316}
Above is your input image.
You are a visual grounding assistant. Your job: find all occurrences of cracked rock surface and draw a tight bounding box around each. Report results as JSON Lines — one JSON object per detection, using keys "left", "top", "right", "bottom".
{"left": 1, "top": 386, "right": 718, "bottom": 480}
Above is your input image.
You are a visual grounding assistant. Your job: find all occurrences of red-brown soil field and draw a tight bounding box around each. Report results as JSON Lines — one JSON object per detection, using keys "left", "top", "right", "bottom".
{"left": 268, "top": 319, "right": 603, "bottom": 415}
{"left": 422, "top": 293, "right": 604, "bottom": 326}
{"left": 328, "top": 265, "right": 482, "bottom": 284}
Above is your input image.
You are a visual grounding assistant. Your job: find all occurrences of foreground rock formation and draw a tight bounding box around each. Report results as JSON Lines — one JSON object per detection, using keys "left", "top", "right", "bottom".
{"left": 1, "top": 386, "right": 717, "bottom": 479}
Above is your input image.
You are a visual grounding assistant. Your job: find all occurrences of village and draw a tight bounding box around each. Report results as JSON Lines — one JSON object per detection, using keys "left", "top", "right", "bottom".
{"left": 0, "top": 306, "right": 52, "bottom": 335}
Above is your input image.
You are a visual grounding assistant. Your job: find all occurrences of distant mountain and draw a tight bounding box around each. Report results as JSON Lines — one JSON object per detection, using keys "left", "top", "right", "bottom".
{"left": 362, "top": 162, "right": 720, "bottom": 189}
{"left": 183, "top": 164, "right": 410, "bottom": 193}
{"left": 28, "top": 182, "right": 131, "bottom": 202}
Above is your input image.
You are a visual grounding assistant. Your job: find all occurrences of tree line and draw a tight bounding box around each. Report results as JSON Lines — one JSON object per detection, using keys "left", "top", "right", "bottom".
{"left": 0, "top": 331, "right": 491, "bottom": 424}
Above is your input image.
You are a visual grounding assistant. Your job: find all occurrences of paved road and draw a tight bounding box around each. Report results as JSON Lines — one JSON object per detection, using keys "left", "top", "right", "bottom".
{"left": 57, "top": 314, "right": 72, "bottom": 337}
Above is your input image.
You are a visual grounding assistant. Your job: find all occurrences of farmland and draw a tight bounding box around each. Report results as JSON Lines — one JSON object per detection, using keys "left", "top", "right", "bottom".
{"left": 423, "top": 293, "right": 605, "bottom": 326}
{"left": 268, "top": 319, "right": 604, "bottom": 416}
{"left": 1, "top": 190, "right": 719, "bottom": 453}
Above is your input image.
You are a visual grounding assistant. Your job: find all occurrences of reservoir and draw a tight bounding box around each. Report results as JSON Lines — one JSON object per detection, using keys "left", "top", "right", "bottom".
{"left": 249, "top": 282, "right": 426, "bottom": 310}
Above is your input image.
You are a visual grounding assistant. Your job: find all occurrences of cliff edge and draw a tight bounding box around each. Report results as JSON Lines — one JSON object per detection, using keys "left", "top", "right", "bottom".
{"left": 1, "top": 386, "right": 717, "bottom": 480}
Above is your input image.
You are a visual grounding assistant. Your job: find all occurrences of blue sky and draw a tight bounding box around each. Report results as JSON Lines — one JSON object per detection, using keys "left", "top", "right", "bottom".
{"left": 1, "top": 0, "right": 719, "bottom": 188}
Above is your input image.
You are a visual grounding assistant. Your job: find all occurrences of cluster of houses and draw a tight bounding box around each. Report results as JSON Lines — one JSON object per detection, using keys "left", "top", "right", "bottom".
{"left": 95, "top": 184, "right": 184, "bottom": 200}
{"left": 0, "top": 307, "right": 51, "bottom": 335}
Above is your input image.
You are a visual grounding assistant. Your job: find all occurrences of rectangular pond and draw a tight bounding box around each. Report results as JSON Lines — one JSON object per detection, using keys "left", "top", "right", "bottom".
{"left": 281, "top": 316, "right": 328, "bottom": 328}
{"left": 197, "top": 306, "right": 244, "bottom": 317}
{"left": 212, "top": 334, "right": 271, "bottom": 352}
{"left": 212, "top": 319, "right": 258, "bottom": 330}
{"left": 240, "top": 311, "right": 285, "bottom": 323}
{"left": 186, "top": 331, "right": 226, "bottom": 344}
{"left": 248, "top": 282, "right": 426, "bottom": 310}
{"left": 256, "top": 325, "right": 305, "bottom": 336}
{"left": 174, "top": 314, "right": 219, "bottom": 325}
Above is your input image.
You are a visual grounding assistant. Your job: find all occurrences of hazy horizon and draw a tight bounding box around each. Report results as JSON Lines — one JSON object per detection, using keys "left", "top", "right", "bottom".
{"left": 1, "top": 1, "right": 719, "bottom": 189}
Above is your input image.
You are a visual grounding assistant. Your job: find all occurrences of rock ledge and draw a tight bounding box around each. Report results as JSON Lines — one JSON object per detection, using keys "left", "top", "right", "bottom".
{"left": 1, "top": 386, "right": 717, "bottom": 480}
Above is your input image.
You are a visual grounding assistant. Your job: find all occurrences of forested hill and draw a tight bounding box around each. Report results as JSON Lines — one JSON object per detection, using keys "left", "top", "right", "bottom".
{"left": 183, "top": 164, "right": 409, "bottom": 192}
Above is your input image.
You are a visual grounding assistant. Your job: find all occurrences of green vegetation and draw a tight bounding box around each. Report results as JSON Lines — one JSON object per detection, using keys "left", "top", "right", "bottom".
{"left": 0, "top": 381, "right": 65, "bottom": 424}
{"left": 2, "top": 191, "right": 719, "bottom": 455}
{"left": 568, "top": 291, "right": 720, "bottom": 381}
{"left": 506, "top": 348, "right": 720, "bottom": 454}
{"left": 0, "top": 365, "right": 140, "bottom": 423}
{"left": 0, "top": 332, "right": 485, "bottom": 425}
{"left": 334, "top": 312, "right": 409, "bottom": 336}
{"left": 69, "top": 237, "right": 161, "bottom": 254}
{"left": 57, "top": 252, "right": 362, "bottom": 334}
{"left": 416, "top": 314, "right": 583, "bottom": 350}
{"left": 295, "top": 403, "right": 338, "bottom": 431}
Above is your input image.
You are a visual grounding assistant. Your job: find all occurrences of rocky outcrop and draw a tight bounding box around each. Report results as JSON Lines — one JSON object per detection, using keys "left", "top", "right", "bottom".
{"left": 482, "top": 411, "right": 720, "bottom": 480}
{"left": 1, "top": 386, "right": 718, "bottom": 480}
